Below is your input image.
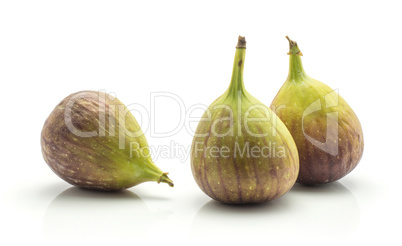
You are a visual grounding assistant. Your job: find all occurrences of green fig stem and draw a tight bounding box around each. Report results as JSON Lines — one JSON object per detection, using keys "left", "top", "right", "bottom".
{"left": 286, "top": 36, "right": 308, "bottom": 82}
{"left": 226, "top": 36, "right": 246, "bottom": 98}
{"left": 158, "top": 172, "right": 174, "bottom": 187}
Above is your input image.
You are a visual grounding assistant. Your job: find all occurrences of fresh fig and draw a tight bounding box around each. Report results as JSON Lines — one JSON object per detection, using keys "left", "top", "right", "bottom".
{"left": 41, "top": 90, "right": 173, "bottom": 190}
{"left": 191, "top": 36, "right": 299, "bottom": 204}
{"left": 270, "top": 36, "right": 364, "bottom": 185}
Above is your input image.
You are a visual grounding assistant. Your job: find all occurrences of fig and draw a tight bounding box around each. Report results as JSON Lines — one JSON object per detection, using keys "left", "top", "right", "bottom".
{"left": 191, "top": 36, "right": 299, "bottom": 204}
{"left": 41, "top": 90, "right": 173, "bottom": 190}
{"left": 270, "top": 36, "right": 364, "bottom": 185}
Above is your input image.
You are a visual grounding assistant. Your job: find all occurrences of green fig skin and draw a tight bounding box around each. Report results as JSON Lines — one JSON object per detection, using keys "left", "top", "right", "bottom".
{"left": 270, "top": 37, "right": 364, "bottom": 185}
{"left": 191, "top": 37, "right": 299, "bottom": 204}
{"left": 41, "top": 90, "right": 173, "bottom": 190}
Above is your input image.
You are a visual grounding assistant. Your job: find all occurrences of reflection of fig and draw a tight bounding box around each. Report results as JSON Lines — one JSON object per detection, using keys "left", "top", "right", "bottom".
{"left": 270, "top": 37, "right": 364, "bottom": 185}
{"left": 44, "top": 187, "right": 151, "bottom": 243}
{"left": 192, "top": 182, "right": 359, "bottom": 242}
{"left": 191, "top": 36, "right": 299, "bottom": 204}
{"left": 41, "top": 91, "right": 173, "bottom": 190}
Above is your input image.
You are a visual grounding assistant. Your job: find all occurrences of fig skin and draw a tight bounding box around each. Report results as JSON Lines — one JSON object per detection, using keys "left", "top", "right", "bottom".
{"left": 270, "top": 37, "right": 364, "bottom": 185}
{"left": 41, "top": 90, "right": 173, "bottom": 190}
{"left": 191, "top": 36, "right": 299, "bottom": 204}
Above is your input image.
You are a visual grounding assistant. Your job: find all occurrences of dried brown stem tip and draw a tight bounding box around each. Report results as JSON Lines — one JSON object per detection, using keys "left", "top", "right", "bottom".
{"left": 236, "top": 36, "right": 246, "bottom": 48}
{"left": 286, "top": 36, "right": 297, "bottom": 49}
{"left": 286, "top": 36, "right": 303, "bottom": 56}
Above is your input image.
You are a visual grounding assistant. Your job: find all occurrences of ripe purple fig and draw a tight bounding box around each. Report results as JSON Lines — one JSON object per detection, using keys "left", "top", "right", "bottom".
{"left": 270, "top": 37, "right": 364, "bottom": 185}
{"left": 191, "top": 36, "right": 299, "bottom": 204}
{"left": 41, "top": 90, "right": 173, "bottom": 190}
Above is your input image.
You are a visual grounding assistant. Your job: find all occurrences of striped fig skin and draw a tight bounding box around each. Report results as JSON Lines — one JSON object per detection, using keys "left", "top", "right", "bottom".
{"left": 191, "top": 102, "right": 299, "bottom": 204}
{"left": 190, "top": 36, "right": 299, "bottom": 204}
{"left": 41, "top": 90, "right": 172, "bottom": 190}
{"left": 271, "top": 82, "right": 363, "bottom": 185}
{"left": 270, "top": 38, "right": 364, "bottom": 185}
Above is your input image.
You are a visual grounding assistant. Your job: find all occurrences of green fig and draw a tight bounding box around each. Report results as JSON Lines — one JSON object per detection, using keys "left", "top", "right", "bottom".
{"left": 270, "top": 36, "right": 364, "bottom": 185}
{"left": 191, "top": 36, "right": 299, "bottom": 204}
{"left": 41, "top": 90, "right": 173, "bottom": 190}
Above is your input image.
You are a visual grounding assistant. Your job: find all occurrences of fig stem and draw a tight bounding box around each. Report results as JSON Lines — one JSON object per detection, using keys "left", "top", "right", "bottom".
{"left": 236, "top": 35, "right": 246, "bottom": 49}
{"left": 158, "top": 172, "right": 174, "bottom": 187}
{"left": 286, "top": 36, "right": 303, "bottom": 56}
{"left": 286, "top": 37, "right": 308, "bottom": 81}
{"left": 225, "top": 36, "right": 247, "bottom": 99}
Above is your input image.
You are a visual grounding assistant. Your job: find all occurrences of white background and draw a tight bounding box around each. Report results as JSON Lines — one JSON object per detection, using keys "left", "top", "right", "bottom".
{"left": 1, "top": 0, "right": 401, "bottom": 245}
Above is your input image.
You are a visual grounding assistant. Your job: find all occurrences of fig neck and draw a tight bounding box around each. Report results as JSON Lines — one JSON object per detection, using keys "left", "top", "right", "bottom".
{"left": 226, "top": 43, "right": 246, "bottom": 99}
{"left": 287, "top": 54, "right": 308, "bottom": 82}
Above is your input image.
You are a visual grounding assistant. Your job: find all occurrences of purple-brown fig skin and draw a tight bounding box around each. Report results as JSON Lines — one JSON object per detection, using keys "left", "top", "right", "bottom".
{"left": 191, "top": 100, "right": 299, "bottom": 204}
{"left": 41, "top": 90, "right": 160, "bottom": 190}
{"left": 271, "top": 79, "right": 364, "bottom": 185}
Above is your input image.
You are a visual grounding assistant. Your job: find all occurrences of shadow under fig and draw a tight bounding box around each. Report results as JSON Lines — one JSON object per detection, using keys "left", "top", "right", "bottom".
{"left": 43, "top": 187, "right": 152, "bottom": 243}
{"left": 192, "top": 181, "right": 360, "bottom": 242}
{"left": 290, "top": 181, "right": 353, "bottom": 194}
